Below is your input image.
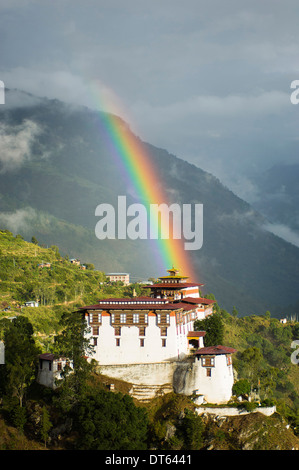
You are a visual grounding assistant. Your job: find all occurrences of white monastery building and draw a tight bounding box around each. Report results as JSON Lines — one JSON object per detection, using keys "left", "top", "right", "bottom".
{"left": 81, "top": 267, "right": 214, "bottom": 365}
{"left": 77, "top": 267, "right": 237, "bottom": 404}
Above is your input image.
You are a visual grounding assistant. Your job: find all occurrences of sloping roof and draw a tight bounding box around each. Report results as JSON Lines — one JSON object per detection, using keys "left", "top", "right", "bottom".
{"left": 187, "top": 331, "right": 206, "bottom": 338}
{"left": 93, "top": 296, "right": 169, "bottom": 303}
{"left": 39, "top": 353, "right": 55, "bottom": 361}
{"left": 39, "top": 353, "right": 69, "bottom": 361}
{"left": 80, "top": 294, "right": 215, "bottom": 312}
{"left": 106, "top": 273, "right": 129, "bottom": 276}
{"left": 80, "top": 302, "right": 187, "bottom": 311}
{"left": 181, "top": 297, "right": 216, "bottom": 305}
{"left": 195, "top": 345, "right": 237, "bottom": 355}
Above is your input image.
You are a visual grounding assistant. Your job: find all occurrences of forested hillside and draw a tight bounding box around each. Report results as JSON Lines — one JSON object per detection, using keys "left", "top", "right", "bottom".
{"left": 0, "top": 229, "right": 298, "bottom": 450}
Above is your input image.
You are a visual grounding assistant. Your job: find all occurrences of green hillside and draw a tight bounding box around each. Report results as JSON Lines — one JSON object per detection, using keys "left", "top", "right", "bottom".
{"left": 0, "top": 229, "right": 298, "bottom": 450}
{"left": 0, "top": 229, "right": 146, "bottom": 349}
{"left": 222, "top": 312, "right": 299, "bottom": 417}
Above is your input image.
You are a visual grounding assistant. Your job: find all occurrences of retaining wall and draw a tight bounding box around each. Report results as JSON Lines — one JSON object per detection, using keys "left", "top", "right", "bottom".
{"left": 196, "top": 406, "right": 276, "bottom": 417}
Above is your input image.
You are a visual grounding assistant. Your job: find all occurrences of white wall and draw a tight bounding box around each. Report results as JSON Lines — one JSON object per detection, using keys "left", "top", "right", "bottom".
{"left": 173, "top": 355, "right": 234, "bottom": 404}
{"left": 100, "top": 361, "right": 177, "bottom": 386}
{"left": 37, "top": 358, "right": 72, "bottom": 389}
{"left": 90, "top": 315, "right": 180, "bottom": 365}
{"left": 196, "top": 406, "right": 276, "bottom": 417}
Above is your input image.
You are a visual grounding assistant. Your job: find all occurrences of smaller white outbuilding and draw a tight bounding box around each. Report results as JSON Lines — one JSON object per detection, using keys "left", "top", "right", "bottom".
{"left": 37, "top": 353, "right": 73, "bottom": 389}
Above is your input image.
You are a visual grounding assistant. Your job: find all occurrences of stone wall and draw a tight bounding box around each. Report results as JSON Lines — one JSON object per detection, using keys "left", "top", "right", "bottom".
{"left": 99, "top": 355, "right": 235, "bottom": 404}
{"left": 196, "top": 406, "right": 276, "bottom": 417}
{"left": 99, "top": 361, "right": 177, "bottom": 386}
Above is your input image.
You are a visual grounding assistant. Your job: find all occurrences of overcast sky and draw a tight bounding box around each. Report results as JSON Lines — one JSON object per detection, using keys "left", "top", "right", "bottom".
{"left": 1, "top": 0, "right": 299, "bottom": 201}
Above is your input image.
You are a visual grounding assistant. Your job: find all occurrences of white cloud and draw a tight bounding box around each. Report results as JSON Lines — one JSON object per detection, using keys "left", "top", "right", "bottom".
{"left": 0, "top": 207, "right": 37, "bottom": 234}
{"left": 0, "top": 120, "right": 41, "bottom": 173}
{"left": 263, "top": 222, "right": 299, "bottom": 248}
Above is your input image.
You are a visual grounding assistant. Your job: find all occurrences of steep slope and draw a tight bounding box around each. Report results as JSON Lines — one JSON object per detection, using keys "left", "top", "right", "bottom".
{"left": 251, "top": 163, "right": 299, "bottom": 237}
{"left": 0, "top": 89, "right": 299, "bottom": 316}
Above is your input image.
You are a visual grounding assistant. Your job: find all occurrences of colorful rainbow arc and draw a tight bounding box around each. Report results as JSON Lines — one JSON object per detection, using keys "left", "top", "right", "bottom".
{"left": 90, "top": 85, "right": 197, "bottom": 280}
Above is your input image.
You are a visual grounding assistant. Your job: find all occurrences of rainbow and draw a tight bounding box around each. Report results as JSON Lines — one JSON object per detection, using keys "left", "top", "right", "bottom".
{"left": 90, "top": 82, "right": 197, "bottom": 280}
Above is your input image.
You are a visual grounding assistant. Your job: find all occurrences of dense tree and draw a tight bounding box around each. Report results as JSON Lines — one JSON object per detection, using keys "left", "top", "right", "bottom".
{"left": 53, "top": 311, "right": 96, "bottom": 412}
{"left": 176, "top": 409, "right": 204, "bottom": 450}
{"left": 236, "top": 346, "right": 263, "bottom": 388}
{"left": 75, "top": 390, "right": 149, "bottom": 450}
{"left": 232, "top": 306, "right": 239, "bottom": 318}
{"left": 2, "top": 316, "right": 40, "bottom": 407}
{"left": 31, "top": 236, "right": 38, "bottom": 245}
{"left": 232, "top": 379, "right": 251, "bottom": 397}
{"left": 40, "top": 406, "right": 52, "bottom": 448}
{"left": 194, "top": 313, "right": 224, "bottom": 346}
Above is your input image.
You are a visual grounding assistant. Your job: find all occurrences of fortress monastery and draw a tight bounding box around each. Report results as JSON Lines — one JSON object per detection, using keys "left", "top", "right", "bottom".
{"left": 78, "top": 267, "right": 237, "bottom": 403}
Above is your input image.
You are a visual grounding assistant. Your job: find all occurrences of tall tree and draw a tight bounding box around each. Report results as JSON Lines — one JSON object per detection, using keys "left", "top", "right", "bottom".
{"left": 3, "top": 316, "right": 40, "bottom": 407}
{"left": 194, "top": 312, "right": 224, "bottom": 346}
{"left": 40, "top": 406, "right": 52, "bottom": 448}
{"left": 53, "top": 311, "right": 96, "bottom": 412}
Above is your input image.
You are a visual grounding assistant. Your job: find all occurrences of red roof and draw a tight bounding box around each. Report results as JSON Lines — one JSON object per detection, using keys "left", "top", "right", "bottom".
{"left": 94, "top": 296, "right": 164, "bottom": 302}
{"left": 39, "top": 353, "right": 55, "bottom": 361}
{"left": 195, "top": 345, "right": 237, "bottom": 355}
{"left": 80, "top": 295, "right": 216, "bottom": 313}
{"left": 80, "top": 302, "right": 191, "bottom": 311}
{"left": 187, "top": 331, "right": 206, "bottom": 337}
{"left": 181, "top": 297, "right": 216, "bottom": 305}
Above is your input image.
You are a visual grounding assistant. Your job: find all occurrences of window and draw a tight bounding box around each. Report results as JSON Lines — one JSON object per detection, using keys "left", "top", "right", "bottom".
{"left": 144, "top": 314, "right": 148, "bottom": 324}
{"left": 91, "top": 313, "right": 98, "bottom": 323}
{"left": 157, "top": 314, "right": 161, "bottom": 324}
{"left": 133, "top": 313, "right": 139, "bottom": 324}
{"left": 120, "top": 313, "right": 126, "bottom": 324}
{"left": 140, "top": 338, "right": 144, "bottom": 347}
{"left": 139, "top": 327, "right": 146, "bottom": 336}
{"left": 111, "top": 313, "right": 115, "bottom": 324}
{"left": 57, "top": 362, "right": 62, "bottom": 371}
{"left": 114, "top": 327, "right": 121, "bottom": 336}
{"left": 162, "top": 339, "right": 167, "bottom": 347}
{"left": 166, "top": 313, "right": 170, "bottom": 324}
{"left": 93, "top": 337, "right": 97, "bottom": 346}
{"left": 116, "top": 338, "right": 120, "bottom": 347}
{"left": 49, "top": 362, "right": 52, "bottom": 371}
{"left": 206, "top": 368, "right": 212, "bottom": 377}
{"left": 202, "top": 356, "right": 215, "bottom": 367}
{"left": 160, "top": 327, "right": 167, "bottom": 336}
{"left": 92, "top": 326, "right": 99, "bottom": 336}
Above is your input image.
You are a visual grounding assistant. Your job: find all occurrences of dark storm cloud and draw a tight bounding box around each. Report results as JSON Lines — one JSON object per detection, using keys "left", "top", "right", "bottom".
{"left": 1, "top": 0, "right": 299, "bottom": 199}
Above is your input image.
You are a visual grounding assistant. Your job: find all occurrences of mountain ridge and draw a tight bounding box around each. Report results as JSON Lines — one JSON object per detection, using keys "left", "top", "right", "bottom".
{"left": 0, "top": 89, "right": 299, "bottom": 316}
